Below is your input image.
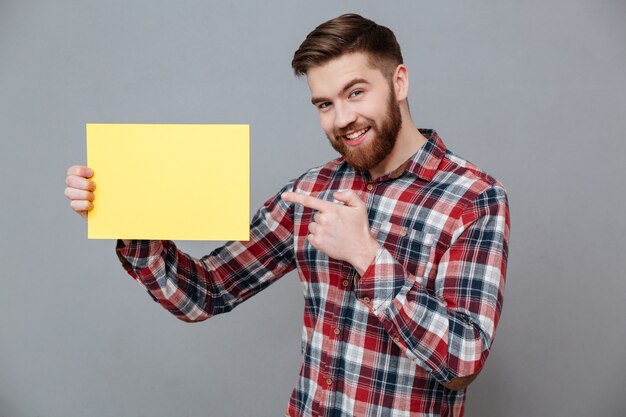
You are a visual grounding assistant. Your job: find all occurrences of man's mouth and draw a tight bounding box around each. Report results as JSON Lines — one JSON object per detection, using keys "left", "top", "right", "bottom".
{"left": 342, "top": 127, "right": 370, "bottom": 145}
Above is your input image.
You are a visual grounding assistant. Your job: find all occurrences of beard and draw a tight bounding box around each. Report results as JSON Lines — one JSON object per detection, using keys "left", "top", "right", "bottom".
{"left": 326, "top": 87, "right": 402, "bottom": 172}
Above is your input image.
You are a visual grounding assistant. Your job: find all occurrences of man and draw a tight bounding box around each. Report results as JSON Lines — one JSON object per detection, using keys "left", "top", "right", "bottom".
{"left": 65, "top": 14, "right": 509, "bottom": 417}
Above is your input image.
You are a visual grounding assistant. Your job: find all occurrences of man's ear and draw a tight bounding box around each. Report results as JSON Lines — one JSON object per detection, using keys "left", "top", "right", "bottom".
{"left": 392, "top": 64, "right": 409, "bottom": 102}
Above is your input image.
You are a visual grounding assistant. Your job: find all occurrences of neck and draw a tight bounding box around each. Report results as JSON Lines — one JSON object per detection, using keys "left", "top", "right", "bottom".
{"left": 368, "top": 106, "right": 427, "bottom": 179}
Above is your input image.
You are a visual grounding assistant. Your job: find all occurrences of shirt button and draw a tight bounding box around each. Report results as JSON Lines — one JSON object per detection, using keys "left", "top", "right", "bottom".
{"left": 393, "top": 336, "right": 400, "bottom": 343}
{"left": 363, "top": 296, "right": 371, "bottom": 304}
{"left": 366, "top": 184, "right": 374, "bottom": 191}
{"left": 342, "top": 279, "right": 349, "bottom": 287}
{"left": 399, "top": 228, "right": 408, "bottom": 237}
{"left": 326, "top": 378, "right": 333, "bottom": 386}
{"left": 333, "top": 328, "right": 340, "bottom": 335}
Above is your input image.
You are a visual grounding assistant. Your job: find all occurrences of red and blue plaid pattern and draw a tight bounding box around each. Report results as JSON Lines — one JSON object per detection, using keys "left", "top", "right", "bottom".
{"left": 116, "top": 129, "right": 510, "bottom": 417}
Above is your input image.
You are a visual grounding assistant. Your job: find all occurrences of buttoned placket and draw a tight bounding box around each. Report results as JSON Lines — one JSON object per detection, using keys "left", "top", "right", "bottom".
{"left": 315, "top": 171, "right": 408, "bottom": 415}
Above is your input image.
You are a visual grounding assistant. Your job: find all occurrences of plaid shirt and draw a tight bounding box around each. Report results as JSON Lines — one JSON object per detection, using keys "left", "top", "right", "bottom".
{"left": 116, "top": 129, "right": 510, "bottom": 417}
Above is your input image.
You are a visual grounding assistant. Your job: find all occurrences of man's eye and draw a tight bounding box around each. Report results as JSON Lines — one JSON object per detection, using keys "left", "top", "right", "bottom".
{"left": 318, "top": 102, "right": 331, "bottom": 109}
{"left": 350, "top": 90, "right": 363, "bottom": 98}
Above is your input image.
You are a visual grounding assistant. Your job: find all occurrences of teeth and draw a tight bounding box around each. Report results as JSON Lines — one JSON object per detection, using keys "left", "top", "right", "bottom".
{"left": 345, "top": 127, "right": 369, "bottom": 140}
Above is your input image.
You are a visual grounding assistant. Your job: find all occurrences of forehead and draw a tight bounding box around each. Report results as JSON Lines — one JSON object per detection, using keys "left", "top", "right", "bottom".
{"left": 306, "top": 52, "right": 387, "bottom": 96}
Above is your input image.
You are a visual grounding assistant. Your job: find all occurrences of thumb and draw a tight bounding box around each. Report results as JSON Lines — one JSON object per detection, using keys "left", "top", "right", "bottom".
{"left": 333, "top": 190, "right": 362, "bottom": 208}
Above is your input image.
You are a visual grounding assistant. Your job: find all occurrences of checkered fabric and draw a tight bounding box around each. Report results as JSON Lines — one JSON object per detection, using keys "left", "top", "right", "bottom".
{"left": 116, "top": 129, "right": 510, "bottom": 417}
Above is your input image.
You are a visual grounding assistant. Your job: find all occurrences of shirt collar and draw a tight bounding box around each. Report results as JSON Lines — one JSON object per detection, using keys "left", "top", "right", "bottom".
{"left": 403, "top": 128, "right": 447, "bottom": 182}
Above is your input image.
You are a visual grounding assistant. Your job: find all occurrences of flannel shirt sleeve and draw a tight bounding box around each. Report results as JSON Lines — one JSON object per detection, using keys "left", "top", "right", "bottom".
{"left": 115, "top": 181, "right": 297, "bottom": 322}
{"left": 354, "top": 185, "right": 510, "bottom": 384}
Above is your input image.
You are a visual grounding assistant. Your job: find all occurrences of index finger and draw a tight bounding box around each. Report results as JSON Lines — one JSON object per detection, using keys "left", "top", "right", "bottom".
{"left": 66, "top": 165, "right": 93, "bottom": 178}
{"left": 281, "top": 192, "right": 336, "bottom": 212}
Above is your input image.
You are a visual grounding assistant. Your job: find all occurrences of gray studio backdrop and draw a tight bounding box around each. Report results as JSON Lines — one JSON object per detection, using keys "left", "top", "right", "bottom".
{"left": 1, "top": 1, "right": 624, "bottom": 416}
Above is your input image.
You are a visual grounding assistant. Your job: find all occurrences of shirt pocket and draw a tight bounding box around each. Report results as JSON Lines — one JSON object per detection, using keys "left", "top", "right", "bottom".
{"left": 374, "top": 221, "right": 436, "bottom": 285}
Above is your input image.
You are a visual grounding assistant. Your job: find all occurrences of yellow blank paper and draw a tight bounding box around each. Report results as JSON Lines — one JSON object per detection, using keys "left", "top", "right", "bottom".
{"left": 87, "top": 124, "right": 249, "bottom": 241}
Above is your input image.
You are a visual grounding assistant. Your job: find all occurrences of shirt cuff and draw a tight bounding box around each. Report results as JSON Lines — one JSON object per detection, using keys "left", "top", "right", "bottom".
{"left": 354, "top": 246, "right": 411, "bottom": 312}
{"left": 115, "top": 239, "right": 166, "bottom": 271}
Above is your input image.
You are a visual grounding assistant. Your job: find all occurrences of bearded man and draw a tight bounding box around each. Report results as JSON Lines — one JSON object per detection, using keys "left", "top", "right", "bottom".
{"left": 65, "top": 13, "right": 510, "bottom": 417}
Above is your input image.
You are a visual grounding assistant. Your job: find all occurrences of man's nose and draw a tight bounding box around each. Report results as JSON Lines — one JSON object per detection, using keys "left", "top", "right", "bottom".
{"left": 333, "top": 102, "right": 357, "bottom": 130}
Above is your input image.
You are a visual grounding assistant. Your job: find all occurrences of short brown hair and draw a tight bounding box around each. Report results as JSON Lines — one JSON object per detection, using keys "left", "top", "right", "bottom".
{"left": 292, "top": 14, "right": 403, "bottom": 78}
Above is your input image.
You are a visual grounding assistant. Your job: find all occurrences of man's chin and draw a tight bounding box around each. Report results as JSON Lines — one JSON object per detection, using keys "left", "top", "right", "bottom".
{"left": 329, "top": 134, "right": 389, "bottom": 171}
{"left": 341, "top": 151, "right": 381, "bottom": 172}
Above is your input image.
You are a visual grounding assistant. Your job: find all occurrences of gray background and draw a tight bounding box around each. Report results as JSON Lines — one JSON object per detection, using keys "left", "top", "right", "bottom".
{"left": 1, "top": 0, "right": 624, "bottom": 416}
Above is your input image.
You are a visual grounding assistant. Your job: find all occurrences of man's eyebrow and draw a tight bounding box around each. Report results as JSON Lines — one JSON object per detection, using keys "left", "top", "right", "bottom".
{"left": 310, "top": 78, "right": 370, "bottom": 106}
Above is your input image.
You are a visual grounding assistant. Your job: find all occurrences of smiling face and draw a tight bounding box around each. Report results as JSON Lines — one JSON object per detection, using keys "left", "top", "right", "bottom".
{"left": 307, "top": 52, "right": 403, "bottom": 172}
